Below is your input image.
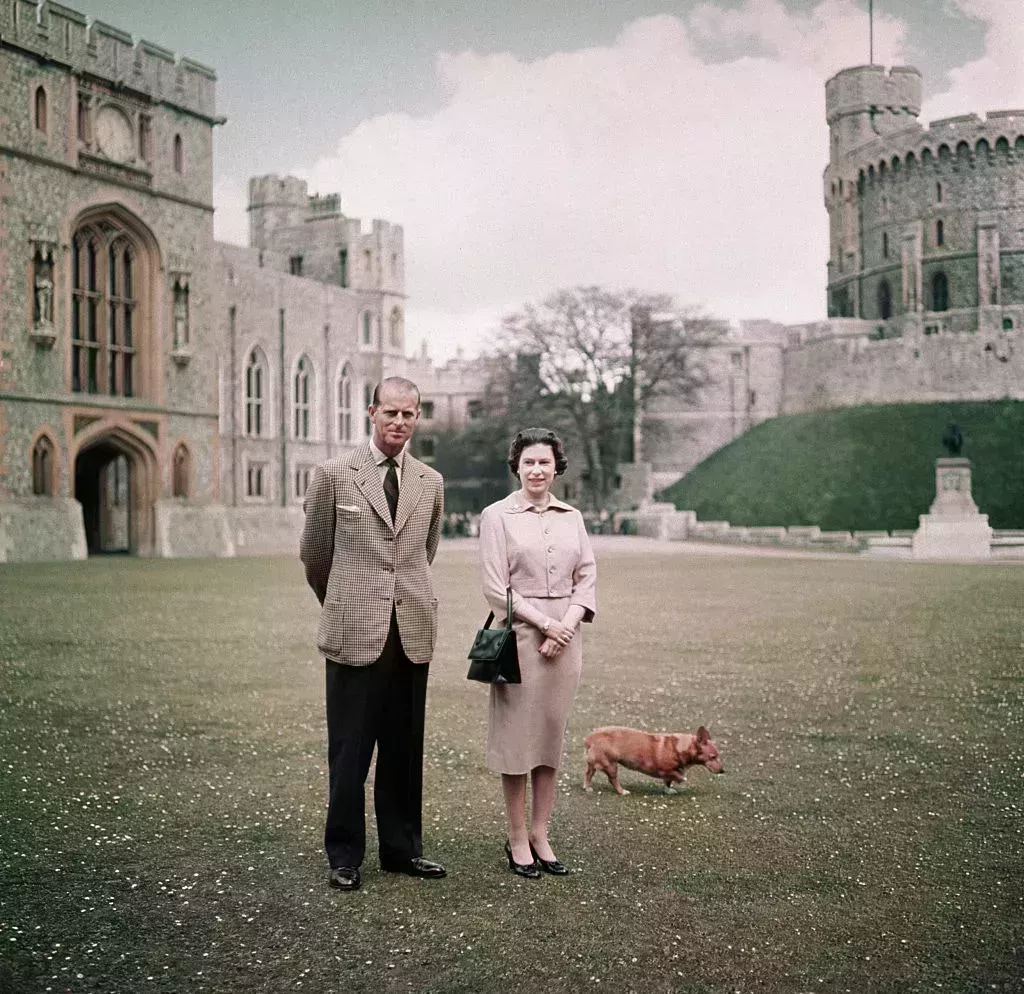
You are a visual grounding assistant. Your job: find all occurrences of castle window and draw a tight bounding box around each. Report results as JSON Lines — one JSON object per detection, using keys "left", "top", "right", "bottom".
{"left": 72, "top": 224, "right": 139, "bottom": 397}
{"left": 294, "top": 464, "right": 313, "bottom": 500}
{"left": 467, "top": 400, "right": 483, "bottom": 420}
{"left": 364, "top": 382, "right": 373, "bottom": 437}
{"left": 936, "top": 219, "right": 944, "bottom": 247}
{"left": 245, "top": 348, "right": 267, "bottom": 437}
{"left": 76, "top": 92, "right": 91, "bottom": 142}
{"left": 246, "top": 461, "right": 267, "bottom": 499}
{"left": 34, "top": 86, "right": 47, "bottom": 133}
{"left": 364, "top": 249, "right": 372, "bottom": 275}
{"left": 31, "top": 434, "right": 56, "bottom": 496}
{"left": 418, "top": 437, "right": 436, "bottom": 461}
{"left": 361, "top": 311, "right": 373, "bottom": 346}
{"left": 338, "top": 248, "right": 348, "bottom": 288}
{"left": 936, "top": 182, "right": 943, "bottom": 203}
{"left": 172, "top": 442, "right": 191, "bottom": 498}
{"left": 1002, "top": 318, "right": 1014, "bottom": 331}
{"left": 289, "top": 255, "right": 303, "bottom": 277}
{"left": 173, "top": 134, "right": 183, "bottom": 174}
{"left": 389, "top": 307, "right": 403, "bottom": 348}
{"left": 421, "top": 400, "right": 435, "bottom": 421}
{"left": 172, "top": 279, "right": 190, "bottom": 350}
{"left": 138, "top": 115, "right": 152, "bottom": 161}
{"left": 931, "top": 272, "right": 949, "bottom": 312}
{"left": 337, "top": 363, "right": 353, "bottom": 443}
{"left": 882, "top": 232, "right": 889, "bottom": 259}
{"left": 391, "top": 252, "right": 398, "bottom": 276}
{"left": 877, "top": 280, "right": 892, "bottom": 321}
{"left": 293, "top": 355, "right": 312, "bottom": 440}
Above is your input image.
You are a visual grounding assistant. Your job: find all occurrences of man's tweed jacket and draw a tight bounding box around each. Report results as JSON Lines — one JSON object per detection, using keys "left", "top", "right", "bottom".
{"left": 300, "top": 442, "right": 444, "bottom": 666}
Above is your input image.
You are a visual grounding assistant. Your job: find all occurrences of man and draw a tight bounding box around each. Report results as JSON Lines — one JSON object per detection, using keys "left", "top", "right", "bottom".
{"left": 300, "top": 376, "right": 445, "bottom": 891}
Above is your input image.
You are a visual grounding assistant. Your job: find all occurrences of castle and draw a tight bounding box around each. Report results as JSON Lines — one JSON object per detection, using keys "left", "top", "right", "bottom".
{"left": 0, "top": 2, "right": 485, "bottom": 560}
{"left": 2, "top": 4, "right": 1022, "bottom": 557}
{"left": 641, "top": 64, "right": 1024, "bottom": 493}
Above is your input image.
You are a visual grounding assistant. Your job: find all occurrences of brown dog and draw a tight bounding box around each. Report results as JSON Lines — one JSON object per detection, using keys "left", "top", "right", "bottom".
{"left": 583, "top": 725, "right": 724, "bottom": 795}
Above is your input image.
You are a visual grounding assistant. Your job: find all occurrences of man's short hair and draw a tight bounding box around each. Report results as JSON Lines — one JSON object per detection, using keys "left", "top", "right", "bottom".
{"left": 372, "top": 376, "right": 421, "bottom": 407}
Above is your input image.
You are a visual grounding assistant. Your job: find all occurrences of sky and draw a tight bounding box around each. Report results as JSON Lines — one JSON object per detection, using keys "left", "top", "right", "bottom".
{"left": 74, "top": 0, "right": 1024, "bottom": 360}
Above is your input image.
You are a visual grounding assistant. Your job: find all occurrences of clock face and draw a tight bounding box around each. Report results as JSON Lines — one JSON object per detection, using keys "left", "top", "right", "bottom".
{"left": 95, "top": 106, "right": 133, "bottom": 162}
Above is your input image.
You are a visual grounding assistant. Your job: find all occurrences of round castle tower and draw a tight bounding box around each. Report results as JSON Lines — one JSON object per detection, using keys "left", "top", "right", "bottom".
{"left": 824, "top": 65, "right": 1024, "bottom": 334}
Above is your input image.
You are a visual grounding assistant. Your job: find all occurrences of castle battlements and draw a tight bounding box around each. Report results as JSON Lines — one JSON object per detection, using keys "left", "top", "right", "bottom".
{"left": 0, "top": 0, "right": 217, "bottom": 120}
{"left": 826, "top": 106, "right": 1024, "bottom": 208}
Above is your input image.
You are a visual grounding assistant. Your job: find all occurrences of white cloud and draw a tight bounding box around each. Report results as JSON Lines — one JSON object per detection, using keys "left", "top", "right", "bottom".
{"left": 216, "top": 1, "right": 917, "bottom": 360}
{"left": 923, "top": 0, "right": 1024, "bottom": 121}
{"left": 212, "top": 176, "right": 248, "bottom": 245}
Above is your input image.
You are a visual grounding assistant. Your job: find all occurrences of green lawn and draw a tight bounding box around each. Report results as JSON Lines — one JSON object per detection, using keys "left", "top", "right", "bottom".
{"left": 1, "top": 543, "right": 1022, "bottom": 993}
{"left": 659, "top": 400, "right": 1024, "bottom": 530}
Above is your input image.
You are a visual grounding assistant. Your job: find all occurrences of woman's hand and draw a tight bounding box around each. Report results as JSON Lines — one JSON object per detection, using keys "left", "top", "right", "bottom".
{"left": 539, "top": 637, "right": 562, "bottom": 659}
{"left": 544, "top": 619, "right": 575, "bottom": 648}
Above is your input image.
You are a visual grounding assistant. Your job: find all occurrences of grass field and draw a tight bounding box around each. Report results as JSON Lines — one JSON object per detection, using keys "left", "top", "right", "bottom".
{"left": 659, "top": 400, "right": 1024, "bottom": 531}
{"left": 1, "top": 540, "right": 1022, "bottom": 994}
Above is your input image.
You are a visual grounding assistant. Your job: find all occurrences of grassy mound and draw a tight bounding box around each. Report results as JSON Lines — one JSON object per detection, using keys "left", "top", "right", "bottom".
{"left": 659, "top": 400, "right": 1024, "bottom": 531}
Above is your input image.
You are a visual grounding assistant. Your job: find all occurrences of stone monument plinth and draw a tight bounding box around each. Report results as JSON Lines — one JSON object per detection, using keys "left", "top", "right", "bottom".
{"left": 911, "top": 458, "right": 992, "bottom": 560}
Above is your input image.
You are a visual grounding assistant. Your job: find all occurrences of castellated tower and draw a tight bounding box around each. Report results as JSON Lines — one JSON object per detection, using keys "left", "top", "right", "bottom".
{"left": 248, "top": 175, "right": 310, "bottom": 251}
{"left": 823, "top": 64, "right": 1024, "bottom": 332}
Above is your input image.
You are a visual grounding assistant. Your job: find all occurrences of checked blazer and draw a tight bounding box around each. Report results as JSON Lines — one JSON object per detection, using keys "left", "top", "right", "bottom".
{"left": 300, "top": 442, "right": 445, "bottom": 665}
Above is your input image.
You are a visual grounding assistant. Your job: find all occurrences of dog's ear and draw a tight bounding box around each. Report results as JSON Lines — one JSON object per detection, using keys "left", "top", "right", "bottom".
{"left": 696, "top": 726, "right": 710, "bottom": 743}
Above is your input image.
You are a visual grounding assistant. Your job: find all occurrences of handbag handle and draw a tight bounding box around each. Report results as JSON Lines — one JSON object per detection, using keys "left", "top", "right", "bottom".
{"left": 482, "top": 587, "right": 514, "bottom": 631}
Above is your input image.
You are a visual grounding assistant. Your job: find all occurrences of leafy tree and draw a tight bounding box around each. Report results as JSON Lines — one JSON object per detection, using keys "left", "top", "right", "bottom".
{"left": 498, "top": 286, "right": 724, "bottom": 507}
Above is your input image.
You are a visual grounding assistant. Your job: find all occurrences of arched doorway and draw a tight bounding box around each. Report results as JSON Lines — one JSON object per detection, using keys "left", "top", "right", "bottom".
{"left": 72, "top": 424, "right": 158, "bottom": 555}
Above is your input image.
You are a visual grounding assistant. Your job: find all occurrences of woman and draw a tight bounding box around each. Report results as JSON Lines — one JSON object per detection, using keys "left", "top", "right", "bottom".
{"left": 478, "top": 428, "right": 597, "bottom": 878}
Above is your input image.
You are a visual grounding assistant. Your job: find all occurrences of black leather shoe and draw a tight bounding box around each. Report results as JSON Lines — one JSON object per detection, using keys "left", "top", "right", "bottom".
{"left": 380, "top": 856, "right": 447, "bottom": 879}
{"left": 328, "top": 865, "right": 361, "bottom": 891}
{"left": 530, "top": 842, "right": 568, "bottom": 876}
{"left": 505, "top": 840, "right": 540, "bottom": 879}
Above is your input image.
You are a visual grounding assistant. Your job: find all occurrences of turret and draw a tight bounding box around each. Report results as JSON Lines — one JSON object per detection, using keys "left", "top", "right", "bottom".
{"left": 826, "top": 65, "right": 922, "bottom": 163}
{"left": 247, "top": 175, "right": 309, "bottom": 250}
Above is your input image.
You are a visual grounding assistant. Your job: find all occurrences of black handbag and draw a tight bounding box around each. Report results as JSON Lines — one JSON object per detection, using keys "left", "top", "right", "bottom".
{"left": 466, "top": 588, "right": 521, "bottom": 684}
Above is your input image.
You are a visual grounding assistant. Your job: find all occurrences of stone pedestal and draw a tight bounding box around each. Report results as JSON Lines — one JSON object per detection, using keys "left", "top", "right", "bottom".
{"left": 911, "top": 458, "right": 992, "bottom": 560}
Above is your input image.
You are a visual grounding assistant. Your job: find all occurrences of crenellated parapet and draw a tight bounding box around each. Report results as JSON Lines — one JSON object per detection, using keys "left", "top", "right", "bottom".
{"left": 828, "top": 111, "right": 1024, "bottom": 204}
{"left": 0, "top": 0, "right": 217, "bottom": 121}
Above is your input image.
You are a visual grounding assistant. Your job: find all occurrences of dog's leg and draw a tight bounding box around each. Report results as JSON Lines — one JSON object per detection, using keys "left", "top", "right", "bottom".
{"left": 606, "top": 764, "right": 629, "bottom": 796}
{"left": 583, "top": 760, "right": 594, "bottom": 791}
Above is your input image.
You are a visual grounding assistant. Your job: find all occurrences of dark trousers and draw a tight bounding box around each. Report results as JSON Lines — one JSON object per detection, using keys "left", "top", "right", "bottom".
{"left": 324, "top": 614, "right": 428, "bottom": 869}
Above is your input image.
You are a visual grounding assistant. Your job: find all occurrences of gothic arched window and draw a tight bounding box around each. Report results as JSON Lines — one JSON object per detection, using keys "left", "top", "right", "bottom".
{"left": 931, "top": 272, "right": 950, "bottom": 312}
{"left": 936, "top": 219, "right": 944, "bottom": 247}
{"left": 245, "top": 348, "right": 268, "bottom": 437}
{"left": 31, "top": 434, "right": 56, "bottom": 495}
{"left": 877, "top": 280, "right": 892, "bottom": 321}
{"left": 361, "top": 310, "right": 373, "bottom": 346}
{"left": 337, "top": 363, "right": 353, "bottom": 443}
{"left": 34, "top": 86, "right": 47, "bottom": 133}
{"left": 293, "top": 355, "right": 312, "bottom": 440}
{"left": 172, "top": 442, "right": 191, "bottom": 498}
{"left": 71, "top": 221, "right": 140, "bottom": 397}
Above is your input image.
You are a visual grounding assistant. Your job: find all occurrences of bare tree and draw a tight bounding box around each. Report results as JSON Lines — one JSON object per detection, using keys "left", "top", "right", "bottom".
{"left": 499, "top": 286, "right": 724, "bottom": 507}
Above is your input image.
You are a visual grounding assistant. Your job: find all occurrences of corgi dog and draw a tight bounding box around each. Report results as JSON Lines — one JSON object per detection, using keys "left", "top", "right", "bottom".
{"left": 584, "top": 725, "right": 724, "bottom": 795}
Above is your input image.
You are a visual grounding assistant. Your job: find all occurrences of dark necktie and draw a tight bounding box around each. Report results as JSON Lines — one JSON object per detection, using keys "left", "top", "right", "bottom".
{"left": 383, "top": 457, "right": 399, "bottom": 523}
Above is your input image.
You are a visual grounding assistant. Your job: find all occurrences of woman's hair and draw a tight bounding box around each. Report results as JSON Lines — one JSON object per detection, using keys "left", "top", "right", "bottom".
{"left": 507, "top": 427, "right": 568, "bottom": 476}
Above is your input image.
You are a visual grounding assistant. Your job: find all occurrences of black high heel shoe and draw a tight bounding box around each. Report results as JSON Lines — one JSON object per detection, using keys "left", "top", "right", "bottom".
{"left": 505, "top": 840, "right": 540, "bottom": 879}
{"left": 529, "top": 842, "right": 569, "bottom": 876}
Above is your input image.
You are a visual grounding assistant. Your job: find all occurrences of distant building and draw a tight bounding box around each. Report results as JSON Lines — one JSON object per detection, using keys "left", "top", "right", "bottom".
{"left": 0, "top": 3, "right": 486, "bottom": 560}
{"left": 640, "top": 65, "right": 1024, "bottom": 495}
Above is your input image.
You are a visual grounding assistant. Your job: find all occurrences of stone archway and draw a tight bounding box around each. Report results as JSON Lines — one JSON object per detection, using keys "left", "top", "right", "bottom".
{"left": 72, "top": 424, "right": 159, "bottom": 556}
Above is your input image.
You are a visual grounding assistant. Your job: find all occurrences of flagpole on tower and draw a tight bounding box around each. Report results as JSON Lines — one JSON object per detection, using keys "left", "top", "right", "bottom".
{"left": 869, "top": 0, "right": 874, "bottom": 65}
